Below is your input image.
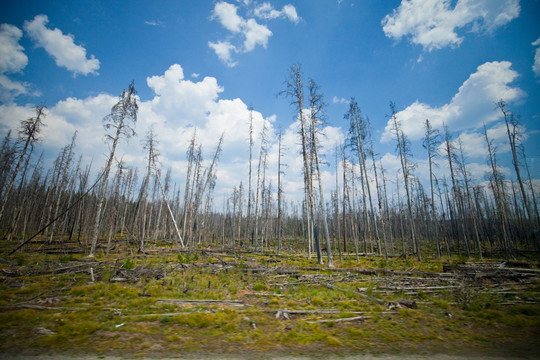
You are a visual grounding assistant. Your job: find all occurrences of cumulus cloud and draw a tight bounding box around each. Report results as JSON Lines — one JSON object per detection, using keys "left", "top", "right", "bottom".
{"left": 382, "top": 0, "right": 520, "bottom": 51}
{"left": 209, "top": 1, "right": 299, "bottom": 66}
{"left": 243, "top": 18, "right": 273, "bottom": 51}
{"left": 23, "top": 14, "right": 100, "bottom": 76}
{"left": 213, "top": 2, "right": 244, "bottom": 33}
{"left": 0, "top": 24, "right": 27, "bottom": 74}
{"left": 0, "top": 23, "right": 32, "bottom": 101}
{"left": 380, "top": 61, "right": 525, "bottom": 143}
{"left": 208, "top": 41, "right": 238, "bottom": 67}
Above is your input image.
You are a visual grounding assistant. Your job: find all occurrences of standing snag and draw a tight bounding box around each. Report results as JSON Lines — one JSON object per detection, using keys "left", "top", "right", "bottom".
{"left": 89, "top": 82, "right": 138, "bottom": 257}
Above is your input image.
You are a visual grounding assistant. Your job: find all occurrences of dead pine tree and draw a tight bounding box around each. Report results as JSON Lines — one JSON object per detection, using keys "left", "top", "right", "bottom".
{"left": 89, "top": 82, "right": 138, "bottom": 257}
{"left": 47, "top": 131, "right": 77, "bottom": 243}
{"left": 443, "top": 123, "right": 470, "bottom": 258}
{"left": 483, "top": 124, "right": 513, "bottom": 260}
{"left": 191, "top": 133, "right": 224, "bottom": 245}
{"left": 253, "top": 122, "right": 268, "bottom": 253}
{"left": 368, "top": 124, "right": 388, "bottom": 259}
{"left": 277, "top": 127, "right": 287, "bottom": 255}
{"left": 457, "top": 138, "right": 482, "bottom": 258}
{"left": 281, "top": 64, "right": 323, "bottom": 265}
{"left": 182, "top": 128, "right": 197, "bottom": 245}
{"left": 423, "top": 119, "right": 442, "bottom": 258}
{"left": 0, "top": 106, "right": 46, "bottom": 225}
{"left": 245, "top": 107, "right": 254, "bottom": 251}
{"left": 139, "top": 128, "right": 159, "bottom": 252}
{"left": 308, "top": 79, "right": 334, "bottom": 267}
{"left": 498, "top": 100, "right": 538, "bottom": 228}
{"left": 389, "top": 102, "right": 420, "bottom": 261}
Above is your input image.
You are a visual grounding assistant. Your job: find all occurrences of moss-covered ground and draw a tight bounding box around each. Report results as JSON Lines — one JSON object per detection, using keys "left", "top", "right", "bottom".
{"left": 0, "top": 243, "right": 539, "bottom": 359}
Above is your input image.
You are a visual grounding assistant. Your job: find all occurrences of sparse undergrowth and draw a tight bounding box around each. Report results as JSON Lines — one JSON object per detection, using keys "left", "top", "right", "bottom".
{"left": 0, "top": 243, "right": 539, "bottom": 359}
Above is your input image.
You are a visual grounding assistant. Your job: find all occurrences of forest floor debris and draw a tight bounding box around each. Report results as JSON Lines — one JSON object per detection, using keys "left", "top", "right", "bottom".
{"left": 0, "top": 245, "right": 539, "bottom": 359}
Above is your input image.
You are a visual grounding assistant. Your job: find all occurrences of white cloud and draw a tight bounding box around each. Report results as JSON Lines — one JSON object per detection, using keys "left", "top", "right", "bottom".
{"left": 0, "top": 75, "right": 32, "bottom": 102}
{"left": 381, "top": 61, "right": 525, "bottom": 142}
{"left": 0, "top": 24, "right": 27, "bottom": 74}
{"left": 23, "top": 14, "right": 100, "bottom": 76}
{"left": 254, "top": 3, "right": 281, "bottom": 20}
{"left": 208, "top": 41, "right": 238, "bottom": 67}
{"left": 209, "top": 1, "right": 299, "bottom": 65}
{"left": 144, "top": 20, "right": 163, "bottom": 27}
{"left": 533, "top": 36, "right": 540, "bottom": 80}
{"left": 332, "top": 96, "right": 348, "bottom": 104}
{"left": 212, "top": 2, "right": 244, "bottom": 33}
{"left": 381, "top": 0, "right": 520, "bottom": 51}
{"left": 254, "top": 3, "right": 300, "bottom": 23}
{"left": 282, "top": 5, "right": 300, "bottom": 23}
{"left": 243, "top": 18, "right": 272, "bottom": 51}
{"left": 0, "top": 23, "right": 32, "bottom": 101}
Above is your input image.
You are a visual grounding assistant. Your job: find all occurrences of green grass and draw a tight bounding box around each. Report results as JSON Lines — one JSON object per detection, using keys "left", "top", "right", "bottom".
{"left": 0, "top": 243, "right": 539, "bottom": 358}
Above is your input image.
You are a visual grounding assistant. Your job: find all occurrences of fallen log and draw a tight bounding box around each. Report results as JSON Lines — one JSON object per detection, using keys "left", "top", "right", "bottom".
{"left": 306, "top": 316, "right": 371, "bottom": 324}
{"left": 3, "top": 304, "right": 87, "bottom": 311}
{"left": 156, "top": 299, "right": 245, "bottom": 306}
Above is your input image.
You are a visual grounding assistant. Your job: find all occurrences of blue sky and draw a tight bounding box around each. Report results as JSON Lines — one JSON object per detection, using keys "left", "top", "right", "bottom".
{"left": 1, "top": 0, "right": 540, "bottom": 205}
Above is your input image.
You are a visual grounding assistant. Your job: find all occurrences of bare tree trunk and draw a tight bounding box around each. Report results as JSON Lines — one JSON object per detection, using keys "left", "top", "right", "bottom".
{"left": 484, "top": 124, "right": 512, "bottom": 260}
{"left": 369, "top": 128, "right": 388, "bottom": 259}
{"left": 277, "top": 129, "right": 284, "bottom": 254}
{"left": 90, "top": 82, "right": 137, "bottom": 257}
{"left": 0, "top": 106, "right": 46, "bottom": 224}
{"left": 423, "top": 119, "right": 441, "bottom": 258}
{"left": 246, "top": 108, "right": 254, "bottom": 251}
{"left": 443, "top": 124, "right": 470, "bottom": 257}
{"left": 308, "top": 79, "right": 334, "bottom": 267}
{"left": 182, "top": 129, "right": 197, "bottom": 245}
{"left": 253, "top": 124, "right": 267, "bottom": 253}
{"left": 390, "top": 102, "right": 420, "bottom": 260}
{"left": 498, "top": 100, "right": 534, "bottom": 224}
{"left": 457, "top": 139, "right": 482, "bottom": 258}
{"left": 282, "top": 64, "right": 322, "bottom": 264}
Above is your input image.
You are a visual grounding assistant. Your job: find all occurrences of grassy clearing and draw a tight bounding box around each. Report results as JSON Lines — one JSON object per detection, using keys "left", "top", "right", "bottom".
{"left": 0, "top": 243, "right": 539, "bottom": 358}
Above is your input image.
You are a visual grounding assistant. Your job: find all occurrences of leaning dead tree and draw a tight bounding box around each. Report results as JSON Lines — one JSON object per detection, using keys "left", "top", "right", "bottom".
{"left": 498, "top": 100, "right": 537, "bottom": 228}
{"left": 90, "top": 82, "right": 138, "bottom": 257}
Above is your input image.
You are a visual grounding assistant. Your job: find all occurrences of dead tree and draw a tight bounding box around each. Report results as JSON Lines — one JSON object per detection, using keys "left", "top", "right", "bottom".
{"left": 90, "top": 82, "right": 138, "bottom": 257}
{"left": 182, "top": 129, "right": 197, "bottom": 243}
{"left": 423, "top": 119, "right": 442, "bottom": 258}
{"left": 308, "top": 79, "right": 334, "bottom": 267}
{"left": 246, "top": 107, "right": 254, "bottom": 250}
{"left": 484, "top": 124, "right": 512, "bottom": 259}
{"left": 390, "top": 102, "right": 420, "bottom": 260}
{"left": 253, "top": 123, "right": 268, "bottom": 253}
{"left": 140, "top": 128, "right": 159, "bottom": 252}
{"left": 0, "top": 106, "right": 46, "bottom": 224}
{"left": 457, "top": 138, "right": 482, "bottom": 258}
{"left": 277, "top": 128, "right": 286, "bottom": 254}
{"left": 282, "top": 64, "right": 322, "bottom": 264}
{"left": 498, "top": 100, "right": 535, "bottom": 225}
{"left": 443, "top": 124, "right": 470, "bottom": 257}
